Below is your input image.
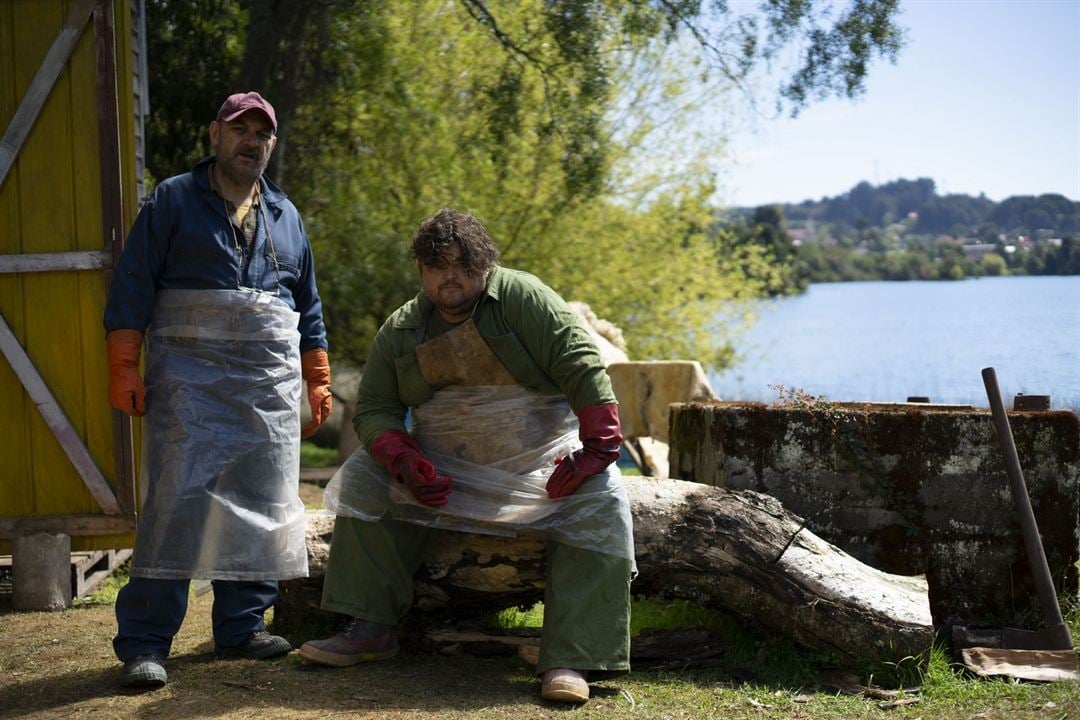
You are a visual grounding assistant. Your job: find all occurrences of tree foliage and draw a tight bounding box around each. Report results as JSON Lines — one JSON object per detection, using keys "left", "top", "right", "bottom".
{"left": 785, "top": 178, "right": 1080, "bottom": 238}
{"left": 719, "top": 205, "right": 811, "bottom": 296}
{"left": 142, "top": 0, "right": 906, "bottom": 368}
{"left": 756, "top": 180, "right": 1080, "bottom": 283}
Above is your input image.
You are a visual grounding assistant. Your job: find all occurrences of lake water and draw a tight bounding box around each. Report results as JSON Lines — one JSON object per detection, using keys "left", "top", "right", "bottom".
{"left": 709, "top": 275, "right": 1080, "bottom": 411}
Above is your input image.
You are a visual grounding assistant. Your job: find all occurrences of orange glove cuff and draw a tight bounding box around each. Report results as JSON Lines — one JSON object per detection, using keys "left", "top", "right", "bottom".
{"left": 106, "top": 329, "right": 144, "bottom": 371}
{"left": 300, "top": 348, "right": 332, "bottom": 439}
{"left": 301, "top": 347, "right": 331, "bottom": 385}
{"left": 106, "top": 329, "right": 146, "bottom": 416}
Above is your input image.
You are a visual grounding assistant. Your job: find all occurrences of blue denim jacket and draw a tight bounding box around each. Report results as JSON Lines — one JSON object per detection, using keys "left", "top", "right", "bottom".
{"left": 104, "top": 157, "right": 327, "bottom": 351}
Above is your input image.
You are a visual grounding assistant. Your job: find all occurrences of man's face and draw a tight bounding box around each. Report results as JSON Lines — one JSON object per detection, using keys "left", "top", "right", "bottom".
{"left": 419, "top": 242, "right": 489, "bottom": 322}
{"left": 209, "top": 111, "right": 276, "bottom": 186}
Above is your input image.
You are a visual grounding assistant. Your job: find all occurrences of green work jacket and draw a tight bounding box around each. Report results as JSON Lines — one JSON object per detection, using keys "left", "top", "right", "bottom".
{"left": 353, "top": 266, "right": 616, "bottom": 450}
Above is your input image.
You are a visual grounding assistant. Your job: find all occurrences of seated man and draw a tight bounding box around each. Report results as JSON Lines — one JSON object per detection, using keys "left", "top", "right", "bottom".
{"left": 299, "top": 208, "right": 634, "bottom": 704}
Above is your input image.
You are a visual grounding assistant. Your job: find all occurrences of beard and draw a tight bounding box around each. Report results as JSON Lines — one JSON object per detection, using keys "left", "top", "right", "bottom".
{"left": 429, "top": 283, "right": 482, "bottom": 319}
{"left": 216, "top": 148, "right": 268, "bottom": 186}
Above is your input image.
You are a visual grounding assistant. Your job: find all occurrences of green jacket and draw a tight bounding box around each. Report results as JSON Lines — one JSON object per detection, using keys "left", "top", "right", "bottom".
{"left": 353, "top": 266, "right": 616, "bottom": 450}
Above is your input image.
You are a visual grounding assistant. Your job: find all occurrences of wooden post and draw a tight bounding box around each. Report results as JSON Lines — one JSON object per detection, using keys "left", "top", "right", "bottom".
{"left": 12, "top": 533, "right": 72, "bottom": 611}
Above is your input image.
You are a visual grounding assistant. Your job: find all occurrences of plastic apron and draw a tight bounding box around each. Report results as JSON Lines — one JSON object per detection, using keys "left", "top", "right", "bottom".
{"left": 131, "top": 288, "right": 307, "bottom": 581}
{"left": 326, "top": 313, "right": 635, "bottom": 561}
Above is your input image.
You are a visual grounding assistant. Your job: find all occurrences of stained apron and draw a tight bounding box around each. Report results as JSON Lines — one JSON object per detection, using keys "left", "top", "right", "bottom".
{"left": 322, "top": 312, "right": 633, "bottom": 673}
{"left": 131, "top": 289, "right": 307, "bottom": 581}
{"left": 326, "top": 316, "right": 634, "bottom": 560}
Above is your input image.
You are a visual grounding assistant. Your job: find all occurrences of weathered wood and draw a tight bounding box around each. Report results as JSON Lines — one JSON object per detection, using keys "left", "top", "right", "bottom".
{"left": 0, "top": 513, "right": 134, "bottom": 539}
{"left": 420, "top": 627, "right": 731, "bottom": 670}
{"left": 71, "top": 548, "right": 132, "bottom": 598}
{"left": 0, "top": 0, "right": 96, "bottom": 189}
{"left": 12, "top": 532, "right": 71, "bottom": 610}
{"left": 0, "top": 311, "right": 120, "bottom": 515}
{"left": 0, "top": 251, "right": 111, "bottom": 273}
{"left": 279, "top": 477, "right": 934, "bottom": 663}
{"left": 667, "top": 401, "right": 1080, "bottom": 633}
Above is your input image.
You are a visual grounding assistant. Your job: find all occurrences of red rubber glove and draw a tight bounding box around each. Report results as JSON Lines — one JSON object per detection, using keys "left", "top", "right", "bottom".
{"left": 301, "top": 348, "right": 332, "bottom": 439}
{"left": 546, "top": 403, "right": 623, "bottom": 499}
{"left": 106, "top": 330, "right": 146, "bottom": 417}
{"left": 370, "top": 429, "right": 453, "bottom": 507}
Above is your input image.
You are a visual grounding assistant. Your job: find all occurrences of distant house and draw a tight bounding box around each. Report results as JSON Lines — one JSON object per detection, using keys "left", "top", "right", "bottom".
{"left": 961, "top": 243, "right": 998, "bottom": 261}
{"left": 788, "top": 227, "right": 813, "bottom": 246}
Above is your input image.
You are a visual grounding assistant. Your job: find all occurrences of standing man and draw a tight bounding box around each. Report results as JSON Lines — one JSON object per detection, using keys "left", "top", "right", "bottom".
{"left": 104, "top": 92, "right": 332, "bottom": 689}
{"left": 299, "top": 209, "right": 633, "bottom": 705}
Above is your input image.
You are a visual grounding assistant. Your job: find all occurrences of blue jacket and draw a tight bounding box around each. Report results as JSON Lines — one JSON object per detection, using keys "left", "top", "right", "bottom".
{"left": 103, "top": 157, "right": 327, "bottom": 351}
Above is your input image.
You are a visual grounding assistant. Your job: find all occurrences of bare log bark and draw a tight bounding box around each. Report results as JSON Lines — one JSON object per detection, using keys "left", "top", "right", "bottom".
{"left": 279, "top": 476, "right": 933, "bottom": 663}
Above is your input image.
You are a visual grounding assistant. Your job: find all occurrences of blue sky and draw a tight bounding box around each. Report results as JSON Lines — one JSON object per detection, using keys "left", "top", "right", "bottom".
{"left": 719, "top": 0, "right": 1080, "bottom": 208}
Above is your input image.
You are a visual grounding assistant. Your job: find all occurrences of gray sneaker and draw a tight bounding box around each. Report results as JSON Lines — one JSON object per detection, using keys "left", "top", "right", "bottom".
{"left": 119, "top": 655, "right": 167, "bottom": 689}
{"left": 216, "top": 631, "right": 292, "bottom": 660}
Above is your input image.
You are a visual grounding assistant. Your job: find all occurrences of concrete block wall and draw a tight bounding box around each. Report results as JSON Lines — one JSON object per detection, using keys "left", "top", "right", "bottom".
{"left": 668, "top": 401, "right": 1080, "bottom": 633}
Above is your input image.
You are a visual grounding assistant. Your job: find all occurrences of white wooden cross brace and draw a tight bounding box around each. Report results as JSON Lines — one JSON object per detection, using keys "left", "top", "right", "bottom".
{"left": 0, "top": 0, "right": 97, "bottom": 191}
{"left": 0, "top": 310, "right": 120, "bottom": 515}
{"left": 0, "top": 251, "right": 111, "bottom": 274}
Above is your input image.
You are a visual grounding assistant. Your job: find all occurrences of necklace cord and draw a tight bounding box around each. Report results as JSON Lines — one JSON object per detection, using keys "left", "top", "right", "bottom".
{"left": 214, "top": 163, "right": 282, "bottom": 295}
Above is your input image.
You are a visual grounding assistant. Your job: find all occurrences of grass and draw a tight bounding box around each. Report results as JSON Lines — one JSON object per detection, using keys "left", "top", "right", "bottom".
{"left": 72, "top": 563, "right": 130, "bottom": 607}
{"left": 300, "top": 440, "right": 338, "bottom": 468}
{"left": 4, "top": 569, "right": 1079, "bottom": 719}
{"left": 7, "top": 527, "right": 1080, "bottom": 718}
{"left": 489, "top": 595, "right": 1080, "bottom": 708}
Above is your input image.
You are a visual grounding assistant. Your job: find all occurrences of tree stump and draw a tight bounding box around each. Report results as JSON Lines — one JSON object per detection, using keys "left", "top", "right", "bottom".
{"left": 278, "top": 476, "right": 933, "bottom": 663}
{"left": 12, "top": 533, "right": 71, "bottom": 611}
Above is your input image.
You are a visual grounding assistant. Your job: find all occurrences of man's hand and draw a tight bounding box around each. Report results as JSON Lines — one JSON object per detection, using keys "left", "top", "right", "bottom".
{"left": 301, "top": 348, "right": 332, "bottom": 438}
{"left": 106, "top": 330, "right": 146, "bottom": 416}
{"left": 394, "top": 454, "right": 453, "bottom": 507}
{"left": 547, "top": 403, "right": 622, "bottom": 499}
{"left": 371, "top": 429, "right": 452, "bottom": 507}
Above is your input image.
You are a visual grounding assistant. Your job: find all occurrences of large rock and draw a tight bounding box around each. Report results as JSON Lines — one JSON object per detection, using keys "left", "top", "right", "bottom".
{"left": 606, "top": 360, "right": 714, "bottom": 477}
{"left": 668, "top": 400, "right": 1080, "bottom": 634}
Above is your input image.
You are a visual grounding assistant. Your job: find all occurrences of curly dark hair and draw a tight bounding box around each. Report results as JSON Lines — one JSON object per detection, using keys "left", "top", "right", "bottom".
{"left": 411, "top": 208, "right": 499, "bottom": 274}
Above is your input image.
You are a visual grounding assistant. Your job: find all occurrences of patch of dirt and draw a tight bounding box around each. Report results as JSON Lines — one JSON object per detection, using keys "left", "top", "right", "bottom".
{"left": 299, "top": 480, "right": 325, "bottom": 509}
{"left": 0, "top": 590, "right": 589, "bottom": 720}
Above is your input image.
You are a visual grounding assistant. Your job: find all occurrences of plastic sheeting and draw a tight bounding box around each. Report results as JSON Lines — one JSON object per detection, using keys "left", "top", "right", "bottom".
{"left": 132, "top": 289, "right": 308, "bottom": 581}
{"left": 326, "top": 386, "right": 635, "bottom": 560}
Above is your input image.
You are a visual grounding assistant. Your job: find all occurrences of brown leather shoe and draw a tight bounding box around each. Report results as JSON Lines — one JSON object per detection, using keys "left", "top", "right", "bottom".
{"left": 540, "top": 668, "right": 589, "bottom": 703}
{"left": 298, "top": 617, "right": 399, "bottom": 667}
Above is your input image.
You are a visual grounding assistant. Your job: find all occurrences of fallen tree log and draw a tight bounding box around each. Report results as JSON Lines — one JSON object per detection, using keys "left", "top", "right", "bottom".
{"left": 278, "top": 476, "right": 933, "bottom": 663}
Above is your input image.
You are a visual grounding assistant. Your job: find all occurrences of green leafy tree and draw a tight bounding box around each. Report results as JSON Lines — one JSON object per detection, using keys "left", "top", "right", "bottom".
{"left": 980, "top": 252, "right": 1007, "bottom": 277}
{"left": 142, "top": 0, "right": 908, "bottom": 368}
{"left": 144, "top": 0, "right": 247, "bottom": 181}
{"left": 719, "top": 204, "right": 809, "bottom": 296}
{"left": 291, "top": 0, "right": 761, "bottom": 364}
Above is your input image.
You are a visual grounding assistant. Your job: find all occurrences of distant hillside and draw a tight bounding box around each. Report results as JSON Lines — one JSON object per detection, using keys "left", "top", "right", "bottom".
{"left": 718, "top": 178, "right": 1080, "bottom": 289}
{"left": 771, "top": 177, "right": 1080, "bottom": 239}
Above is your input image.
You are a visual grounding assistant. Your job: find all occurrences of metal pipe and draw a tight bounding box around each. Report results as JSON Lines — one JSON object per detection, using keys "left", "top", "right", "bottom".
{"left": 981, "top": 367, "right": 1073, "bottom": 650}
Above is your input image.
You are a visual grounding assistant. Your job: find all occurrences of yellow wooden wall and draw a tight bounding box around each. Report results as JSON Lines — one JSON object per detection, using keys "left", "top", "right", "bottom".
{"left": 0, "top": 0, "right": 137, "bottom": 553}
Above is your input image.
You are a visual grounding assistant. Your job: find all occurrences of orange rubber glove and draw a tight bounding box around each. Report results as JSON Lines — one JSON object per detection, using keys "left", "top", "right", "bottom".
{"left": 546, "top": 403, "right": 622, "bottom": 499}
{"left": 370, "top": 429, "right": 453, "bottom": 507}
{"left": 301, "top": 348, "right": 332, "bottom": 438}
{"left": 106, "top": 330, "right": 146, "bottom": 417}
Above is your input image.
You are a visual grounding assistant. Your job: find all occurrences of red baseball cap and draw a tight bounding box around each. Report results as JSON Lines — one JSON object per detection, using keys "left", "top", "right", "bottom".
{"left": 216, "top": 91, "right": 277, "bottom": 133}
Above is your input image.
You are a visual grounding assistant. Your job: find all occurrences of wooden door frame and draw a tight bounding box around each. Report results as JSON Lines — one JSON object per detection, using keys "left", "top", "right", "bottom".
{"left": 0, "top": 0, "right": 135, "bottom": 539}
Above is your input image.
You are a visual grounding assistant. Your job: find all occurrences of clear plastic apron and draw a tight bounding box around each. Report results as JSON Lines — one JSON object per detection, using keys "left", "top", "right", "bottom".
{"left": 326, "top": 316, "right": 634, "bottom": 560}
{"left": 131, "top": 289, "right": 307, "bottom": 581}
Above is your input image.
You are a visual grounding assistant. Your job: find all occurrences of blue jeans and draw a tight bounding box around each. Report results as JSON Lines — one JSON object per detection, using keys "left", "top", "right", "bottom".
{"left": 113, "top": 577, "right": 278, "bottom": 661}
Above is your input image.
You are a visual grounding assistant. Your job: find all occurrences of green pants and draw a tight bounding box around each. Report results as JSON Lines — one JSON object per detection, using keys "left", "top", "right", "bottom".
{"left": 321, "top": 514, "right": 632, "bottom": 674}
